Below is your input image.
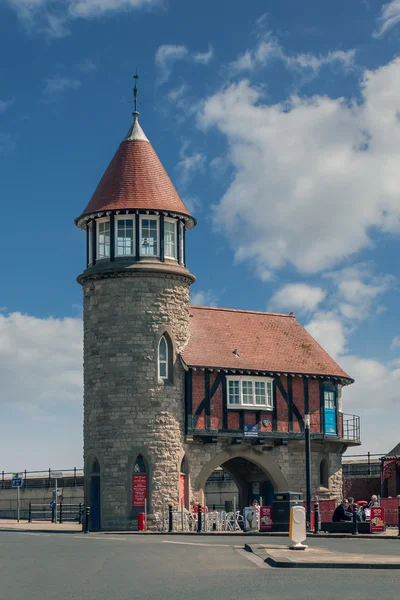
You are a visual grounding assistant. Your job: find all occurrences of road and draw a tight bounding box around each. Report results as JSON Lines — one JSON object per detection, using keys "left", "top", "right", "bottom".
{"left": 1, "top": 532, "right": 400, "bottom": 600}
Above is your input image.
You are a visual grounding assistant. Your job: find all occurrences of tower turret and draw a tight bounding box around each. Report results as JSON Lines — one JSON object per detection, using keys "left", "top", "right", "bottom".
{"left": 75, "top": 88, "right": 196, "bottom": 530}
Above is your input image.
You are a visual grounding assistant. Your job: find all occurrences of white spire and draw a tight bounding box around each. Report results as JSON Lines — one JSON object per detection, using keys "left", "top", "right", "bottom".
{"left": 125, "top": 112, "right": 149, "bottom": 142}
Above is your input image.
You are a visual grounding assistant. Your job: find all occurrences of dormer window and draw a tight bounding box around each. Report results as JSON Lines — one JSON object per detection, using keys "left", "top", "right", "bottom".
{"left": 140, "top": 217, "right": 158, "bottom": 256}
{"left": 116, "top": 217, "right": 134, "bottom": 256}
{"left": 97, "top": 219, "right": 110, "bottom": 259}
{"left": 164, "top": 219, "right": 177, "bottom": 259}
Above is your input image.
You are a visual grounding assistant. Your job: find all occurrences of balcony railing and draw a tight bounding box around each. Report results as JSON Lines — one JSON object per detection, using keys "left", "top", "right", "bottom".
{"left": 342, "top": 413, "right": 360, "bottom": 442}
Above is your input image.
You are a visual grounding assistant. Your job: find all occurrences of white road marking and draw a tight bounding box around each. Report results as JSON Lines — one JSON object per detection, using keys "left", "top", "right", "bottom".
{"left": 235, "top": 548, "right": 271, "bottom": 568}
{"left": 161, "top": 540, "right": 233, "bottom": 547}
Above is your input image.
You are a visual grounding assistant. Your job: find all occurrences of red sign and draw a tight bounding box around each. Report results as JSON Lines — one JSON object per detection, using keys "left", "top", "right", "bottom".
{"left": 180, "top": 474, "right": 185, "bottom": 504}
{"left": 132, "top": 474, "right": 147, "bottom": 507}
{"left": 370, "top": 507, "right": 385, "bottom": 533}
{"left": 260, "top": 506, "right": 273, "bottom": 531}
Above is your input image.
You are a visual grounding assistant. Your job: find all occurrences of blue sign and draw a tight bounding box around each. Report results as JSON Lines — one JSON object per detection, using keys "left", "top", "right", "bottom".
{"left": 244, "top": 424, "right": 259, "bottom": 438}
{"left": 12, "top": 478, "right": 23, "bottom": 488}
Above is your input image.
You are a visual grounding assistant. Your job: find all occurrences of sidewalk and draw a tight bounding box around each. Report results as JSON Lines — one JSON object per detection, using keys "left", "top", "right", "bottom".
{"left": 245, "top": 542, "right": 400, "bottom": 569}
{"left": 0, "top": 520, "right": 81, "bottom": 533}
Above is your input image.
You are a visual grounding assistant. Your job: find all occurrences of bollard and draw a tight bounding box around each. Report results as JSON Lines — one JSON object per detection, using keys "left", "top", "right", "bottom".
{"left": 314, "top": 502, "right": 320, "bottom": 534}
{"left": 28, "top": 501, "right": 32, "bottom": 523}
{"left": 168, "top": 505, "right": 173, "bottom": 532}
{"left": 352, "top": 507, "right": 358, "bottom": 535}
{"left": 398, "top": 505, "right": 400, "bottom": 537}
{"left": 59, "top": 502, "right": 63, "bottom": 524}
{"left": 84, "top": 506, "right": 90, "bottom": 533}
{"left": 197, "top": 504, "right": 202, "bottom": 532}
{"left": 78, "top": 503, "right": 82, "bottom": 525}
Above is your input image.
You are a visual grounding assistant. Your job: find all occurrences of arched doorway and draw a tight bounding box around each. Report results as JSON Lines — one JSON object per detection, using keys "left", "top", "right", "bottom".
{"left": 90, "top": 458, "right": 101, "bottom": 530}
{"left": 197, "top": 446, "right": 288, "bottom": 510}
{"left": 205, "top": 458, "right": 275, "bottom": 510}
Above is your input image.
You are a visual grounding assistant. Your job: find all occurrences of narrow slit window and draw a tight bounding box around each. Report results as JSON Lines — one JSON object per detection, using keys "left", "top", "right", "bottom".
{"left": 164, "top": 220, "right": 177, "bottom": 259}
{"left": 158, "top": 336, "right": 168, "bottom": 379}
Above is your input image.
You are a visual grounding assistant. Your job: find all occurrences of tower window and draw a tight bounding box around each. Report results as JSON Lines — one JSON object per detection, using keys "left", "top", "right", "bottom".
{"left": 97, "top": 219, "right": 110, "bottom": 259}
{"left": 116, "top": 218, "right": 134, "bottom": 256}
{"left": 88, "top": 222, "right": 93, "bottom": 265}
{"left": 158, "top": 335, "right": 168, "bottom": 379}
{"left": 180, "top": 222, "right": 184, "bottom": 265}
{"left": 164, "top": 219, "right": 177, "bottom": 259}
{"left": 140, "top": 217, "right": 158, "bottom": 256}
{"left": 320, "top": 459, "right": 329, "bottom": 488}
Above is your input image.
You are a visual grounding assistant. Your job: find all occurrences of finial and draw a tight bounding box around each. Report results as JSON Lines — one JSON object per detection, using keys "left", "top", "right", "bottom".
{"left": 133, "top": 70, "right": 139, "bottom": 115}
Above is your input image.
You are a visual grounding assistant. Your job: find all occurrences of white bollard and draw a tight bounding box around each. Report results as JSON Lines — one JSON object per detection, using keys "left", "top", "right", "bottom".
{"left": 289, "top": 505, "right": 308, "bottom": 550}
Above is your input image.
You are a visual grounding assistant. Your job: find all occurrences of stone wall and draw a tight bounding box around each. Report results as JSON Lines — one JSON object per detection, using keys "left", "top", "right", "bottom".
{"left": 0, "top": 487, "right": 83, "bottom": 519}
{"left": 82, "top": 270, "right": 192, "bottom": 530}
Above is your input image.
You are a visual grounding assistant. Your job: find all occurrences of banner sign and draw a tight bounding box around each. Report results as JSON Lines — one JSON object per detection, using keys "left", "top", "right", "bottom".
{"left": 132, "top": 474, "right": 147, "bottom": 507}
{"left": 244, "top": 424, "right": 259, "bottom": 438}
{"left": 370, "top": 507, "right": 385, "bottom": 533}
{"left": 260, "top": 506, "right": 273, "bottom": 531}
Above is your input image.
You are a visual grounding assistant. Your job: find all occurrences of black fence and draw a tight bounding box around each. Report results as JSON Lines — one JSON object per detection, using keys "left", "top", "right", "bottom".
{"left": 28, "top": 502, "right": 83, "bottom": 523}
{"left": 342, "top": 414, "right": 361, "bottom": 442}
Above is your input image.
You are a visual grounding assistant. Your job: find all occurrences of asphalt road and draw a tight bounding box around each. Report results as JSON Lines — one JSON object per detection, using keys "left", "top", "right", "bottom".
{"left": 1, "top": 532, "right": 400, "bottom": 600}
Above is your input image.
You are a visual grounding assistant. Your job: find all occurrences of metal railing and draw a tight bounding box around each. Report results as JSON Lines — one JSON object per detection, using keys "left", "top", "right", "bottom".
{"left": 342, "top": 414, "right": 360, "bottom": 442}
{"left": 0, "top": 468, "right": 84, "bottom": 489}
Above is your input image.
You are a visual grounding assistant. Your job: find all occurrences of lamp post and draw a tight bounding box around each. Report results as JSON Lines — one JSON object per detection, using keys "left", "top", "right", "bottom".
{"left": 304, "top": 413, "right": 312, "bottom": 530}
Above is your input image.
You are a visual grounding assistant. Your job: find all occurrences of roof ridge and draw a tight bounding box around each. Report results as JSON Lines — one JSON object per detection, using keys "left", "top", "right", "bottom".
{"left": 189, "top": 305, "right": 295, "bottom": 318}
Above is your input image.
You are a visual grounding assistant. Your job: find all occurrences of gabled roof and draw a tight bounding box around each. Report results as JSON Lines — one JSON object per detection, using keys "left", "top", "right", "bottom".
{"left": 386, "top": 442, "right": 400, "bottom": 457}
{"left": 76, "top": 113, "right": 194, "bottom": 224}
{"left": 182, "top": 306, "right": 352, "bottom": 381}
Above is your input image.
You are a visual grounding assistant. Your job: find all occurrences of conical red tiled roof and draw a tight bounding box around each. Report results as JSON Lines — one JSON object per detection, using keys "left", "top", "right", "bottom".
{"left": 78, "top": 114, "right": 194, "bottom": 222}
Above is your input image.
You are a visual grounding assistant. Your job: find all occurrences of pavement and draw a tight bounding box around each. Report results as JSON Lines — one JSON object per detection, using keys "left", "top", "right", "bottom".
{"left": 1, "top": 531, "right": 400, "bottom": 600}
{"left": 245, "top": 542, "right": 400, "bottom": 569}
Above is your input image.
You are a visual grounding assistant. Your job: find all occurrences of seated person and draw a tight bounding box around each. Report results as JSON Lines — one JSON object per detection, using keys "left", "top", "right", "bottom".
{"left": 332, "top": 499, "right": 353, "bottom": 522}
{"left": 366, "top": 494, "right": 379, "bottom": 508}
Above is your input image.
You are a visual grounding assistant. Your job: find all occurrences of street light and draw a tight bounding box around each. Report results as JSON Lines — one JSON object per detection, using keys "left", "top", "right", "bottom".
{"left": 304, "top": 413, "right": 312, "bottom": 530}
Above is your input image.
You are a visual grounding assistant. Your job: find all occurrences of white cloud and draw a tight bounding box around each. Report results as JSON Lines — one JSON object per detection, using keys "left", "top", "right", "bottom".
{"left": 191, "top": 289, "right": 218, "bottom": 307}
{"left": 155, "top": 44, "right": 189, "bottom": 84}
{"left": 43, "top": 76, "right": 81, "bottom": 97}
{"left": 4, "top": 0, "right": 159, "bottom": 37}
{"left": 155, "top": 43, "right": 213, "bottom": 84}
{"left": 306, "top": 312, "right": 347, "bottom": 359}
{"left": 176, "top": 142, "right": 206, "bottom": 185}
{"left": 193, "top": 45, "right": 214, "bottom": 65}
{"left": 230, "top": 30, "right": 355, "bottom": 76}
{"left": 182, "top": 196, "right": 201, "bottom": 214}
{"left": 77, "top": 58, "right": 97, "bottom": 72}
{"left": 269, "top": 283, "right": 326, "bottom": 314}
{"left": 391, "top": 336, "right": 400, "bottom": 348}
{"left": 199, "top": 58, "right": 400, "bottom": 276}
{"left": 374, "top": 0, "right": 400, "bottom": 37}
{"left": 0, "top": 312, "right": 82, "bottom": 414}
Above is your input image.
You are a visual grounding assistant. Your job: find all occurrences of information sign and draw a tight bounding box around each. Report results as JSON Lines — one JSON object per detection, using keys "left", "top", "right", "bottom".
{"left": 370, "top": 507, "right": 385, "bottom": 533}
{"left": 132, "top": 474, "right": 148, "bottom": 507}
{"left": 260, "top": 506, "right": 273, "bottom": 531}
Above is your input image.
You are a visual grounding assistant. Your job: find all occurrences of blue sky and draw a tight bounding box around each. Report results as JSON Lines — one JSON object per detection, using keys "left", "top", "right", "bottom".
{"left": 1, "top": 0, "right": 400, "bottom": 470}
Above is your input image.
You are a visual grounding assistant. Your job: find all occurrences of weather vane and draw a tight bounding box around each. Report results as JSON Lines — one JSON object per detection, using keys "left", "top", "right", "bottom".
{"left": 133, "top": 70, "right": 139, "bottom": 113}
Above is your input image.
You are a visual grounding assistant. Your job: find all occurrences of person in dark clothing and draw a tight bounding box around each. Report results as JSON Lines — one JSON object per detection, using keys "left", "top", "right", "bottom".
{"left": 332, "top": 499, "right": 353, "bottom": 522}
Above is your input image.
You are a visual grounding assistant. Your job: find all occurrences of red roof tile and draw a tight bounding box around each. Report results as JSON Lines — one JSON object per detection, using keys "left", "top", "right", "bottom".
{"left": 79, "top": 132, "right": 193, "bottom": 220}
{"left": 182, "top": 307, "right": 352, "bottom": 381}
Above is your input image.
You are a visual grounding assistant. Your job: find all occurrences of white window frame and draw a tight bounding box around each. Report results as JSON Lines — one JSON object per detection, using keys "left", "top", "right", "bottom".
{"left": 226, "top": 376, "right": 273, "bottom": 409}
{"left": 88, "top": 222, "right": 93, "bottom": 265}
{"left": 115, "top": 215, "right": 135, "bottom": 257}
{"left": 140, "top": 215, "right": 159, "bottom": 257}
{"left": 179, "top": 222, "right": 184, "bottom": 265}
{"left": 97, "top": 217, "right": 110, "bottom": 260}
{"left": 158, "top": 335, "right": 168, "bottom": 380}
{"left": 324, "top": 390, "right": 336, "bottom": 409}
{"left": 164, "top": 218, "right": 177, "bottom": 260}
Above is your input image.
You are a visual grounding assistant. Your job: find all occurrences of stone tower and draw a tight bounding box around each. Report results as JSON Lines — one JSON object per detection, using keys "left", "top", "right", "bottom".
{"left": 75, "top": 108, "right": 196, "bottom": 530}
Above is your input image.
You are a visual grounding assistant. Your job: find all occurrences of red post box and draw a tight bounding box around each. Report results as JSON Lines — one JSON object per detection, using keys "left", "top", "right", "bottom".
{"left": 138, "top": 513, "right": 145, "bottom": 531}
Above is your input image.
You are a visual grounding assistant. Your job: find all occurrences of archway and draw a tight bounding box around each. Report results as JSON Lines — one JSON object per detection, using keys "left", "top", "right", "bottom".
{"left": 197, "top": 445, "right": 288, "bottom": 510}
